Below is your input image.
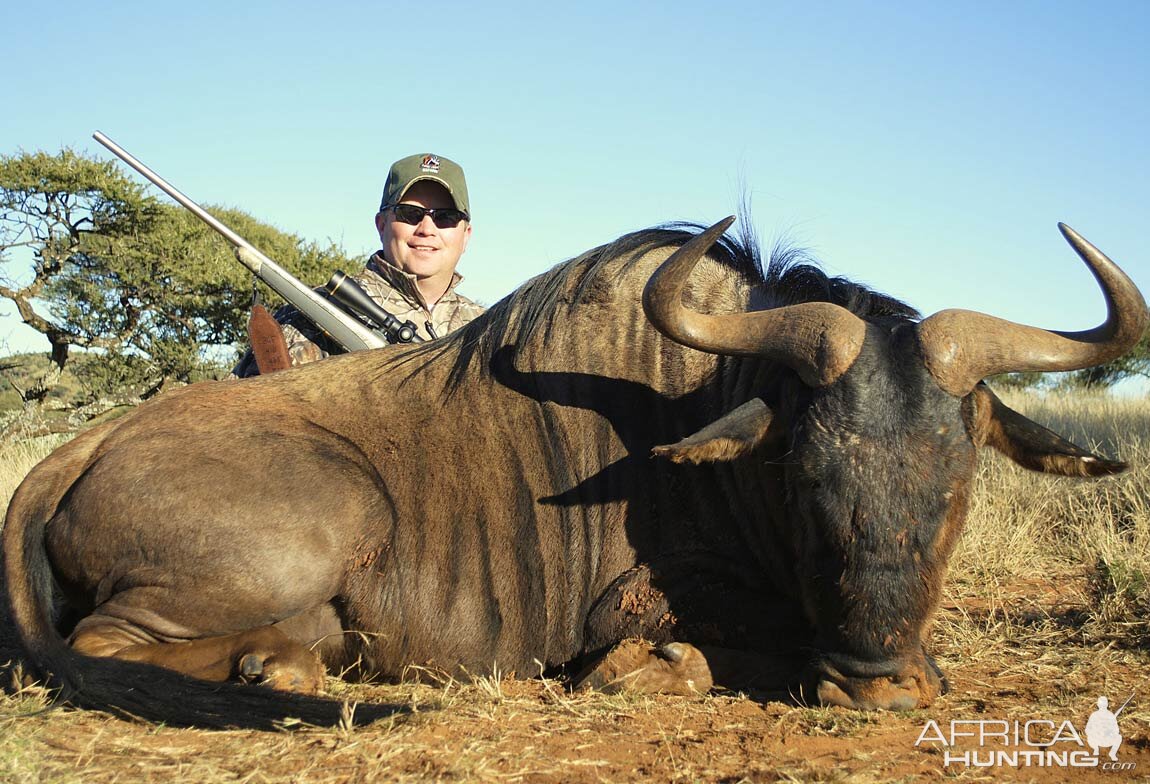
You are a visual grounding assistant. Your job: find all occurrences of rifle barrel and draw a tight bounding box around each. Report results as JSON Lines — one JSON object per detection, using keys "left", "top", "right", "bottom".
{"left": 93, "top": 131, "right": 254, "bottom": 259}
{"left": 92, "top": 132, "right": 387, "bottom": 352}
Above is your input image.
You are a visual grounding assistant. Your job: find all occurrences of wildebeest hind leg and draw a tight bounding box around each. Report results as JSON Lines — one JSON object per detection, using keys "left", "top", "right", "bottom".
{"left": 71, "top": 622, "right": 326, "bottom": 694}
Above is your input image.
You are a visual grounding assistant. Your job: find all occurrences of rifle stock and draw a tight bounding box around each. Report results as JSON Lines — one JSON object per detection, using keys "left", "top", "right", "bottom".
{"left": 92, "top": 132, "right": 388, "bottom": 353}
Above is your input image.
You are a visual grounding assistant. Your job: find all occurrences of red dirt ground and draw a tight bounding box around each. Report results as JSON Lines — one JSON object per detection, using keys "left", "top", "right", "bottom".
{"left": 3, "top": 574, "right": 1147, "bottom": 783}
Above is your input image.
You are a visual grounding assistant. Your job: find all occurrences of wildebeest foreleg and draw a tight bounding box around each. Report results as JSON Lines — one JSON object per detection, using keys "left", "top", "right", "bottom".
{"left": 579, "top": 561, "right": 808, "bottom": 697}
{"left": 70, "top": 622, "right": 326, "bottom": 694}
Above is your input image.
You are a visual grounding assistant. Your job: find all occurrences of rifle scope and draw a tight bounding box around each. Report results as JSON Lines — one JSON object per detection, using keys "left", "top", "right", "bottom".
{"left": 324, "top": 272, "right": 423, "bottom": 344}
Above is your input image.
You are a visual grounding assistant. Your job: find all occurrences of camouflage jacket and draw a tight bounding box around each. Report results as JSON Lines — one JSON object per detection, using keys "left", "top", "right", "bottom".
{"left": 232, "top": 253, "right": 485, "bottom": 377}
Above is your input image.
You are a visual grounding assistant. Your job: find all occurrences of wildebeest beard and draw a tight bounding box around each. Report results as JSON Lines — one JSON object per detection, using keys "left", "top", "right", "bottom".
{"left": 3, "top": 214, "right": 1143, "bottom": 726}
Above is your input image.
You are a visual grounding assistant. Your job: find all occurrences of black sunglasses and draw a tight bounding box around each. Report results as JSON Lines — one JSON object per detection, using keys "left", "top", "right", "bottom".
{"left": 383, "top": 203, "right": 469, "bottom": 228}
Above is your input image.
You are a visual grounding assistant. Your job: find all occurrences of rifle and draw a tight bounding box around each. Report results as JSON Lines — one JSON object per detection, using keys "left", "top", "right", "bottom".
{"left": 92, "top": 132, "right": 422, "bottom": 353}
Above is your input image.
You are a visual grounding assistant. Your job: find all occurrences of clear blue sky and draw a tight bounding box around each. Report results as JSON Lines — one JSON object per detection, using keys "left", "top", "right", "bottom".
{"left": 3, "top": 1, "right": 1148, "bottom": 383}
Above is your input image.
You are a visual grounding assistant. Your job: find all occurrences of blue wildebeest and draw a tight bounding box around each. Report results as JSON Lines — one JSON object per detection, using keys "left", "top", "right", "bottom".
{"left": 3, "top": 218, "right": 1145, "bottom": 726}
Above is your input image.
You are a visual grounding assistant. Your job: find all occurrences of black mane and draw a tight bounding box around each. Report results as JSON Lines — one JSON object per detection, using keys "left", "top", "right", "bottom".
{"left": 392, "top": 222, "right": 919, "bottom": 389}
{"left": 761, "top": 244, "right": 921, "bottom": 323}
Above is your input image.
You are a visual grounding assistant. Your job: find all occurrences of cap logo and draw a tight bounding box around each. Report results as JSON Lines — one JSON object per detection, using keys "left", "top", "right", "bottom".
{"left": 420, "top": 155, "right": 441, "bottom": 174}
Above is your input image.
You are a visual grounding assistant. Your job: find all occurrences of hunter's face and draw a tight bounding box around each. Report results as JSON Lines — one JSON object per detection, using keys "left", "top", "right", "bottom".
{"left": 376, "top": 181, "right": 471, "bottom": 294}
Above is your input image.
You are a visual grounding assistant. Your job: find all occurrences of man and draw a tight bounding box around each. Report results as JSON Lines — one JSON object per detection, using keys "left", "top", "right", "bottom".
{"left": 233, "top": 153, "right": 484, "bottom": 376}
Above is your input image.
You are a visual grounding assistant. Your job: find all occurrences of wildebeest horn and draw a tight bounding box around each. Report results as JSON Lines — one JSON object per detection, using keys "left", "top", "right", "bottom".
{"left": 917, "top": 224, "right": 1149, "bottom": 396}
{"left": 643, "top": 216, "right": 868, "bottom": 387}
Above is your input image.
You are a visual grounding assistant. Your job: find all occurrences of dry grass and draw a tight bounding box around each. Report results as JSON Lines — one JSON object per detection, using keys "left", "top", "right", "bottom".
{"left": 945, "top": 390, "right": 1150, "bottom": 647}
{"left": 1, "top": 391, "right": 1148, "bottom": 782}
{"left": 0, "top": 434, "right": 66, "bottom": 507}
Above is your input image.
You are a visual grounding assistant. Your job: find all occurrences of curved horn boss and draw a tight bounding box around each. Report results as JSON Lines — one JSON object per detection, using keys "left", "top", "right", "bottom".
{"left": 642, "top": 216, "right": 868, "bottom": 387}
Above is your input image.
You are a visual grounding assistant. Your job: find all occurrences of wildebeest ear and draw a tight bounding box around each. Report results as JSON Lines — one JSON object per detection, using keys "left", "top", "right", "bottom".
{"left": 968, "top": 384, "right": 1126, "bottom": 477}
{"left": 653, "top": 398, "right": 777, "bottom": 464}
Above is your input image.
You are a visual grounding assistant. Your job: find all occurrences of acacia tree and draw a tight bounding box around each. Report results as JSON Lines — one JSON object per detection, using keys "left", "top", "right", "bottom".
{"left": 0, "top": 148, "right": 359, "bottom": 430}
{"left": 51, "top": 202, "right": 355, "bottom": 397}
{"left": 0, "top": 149, "right": 155, "bottom": 401}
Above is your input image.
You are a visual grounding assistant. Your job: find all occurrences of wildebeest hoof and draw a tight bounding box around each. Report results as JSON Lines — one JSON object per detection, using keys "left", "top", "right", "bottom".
{"left": 574, "top": 638, "right": 713, "bottom": 696}
{"left": 235, "top": 649, "right": 326, "bottom": 695}
{"left": 238, "top": 653, "right": 265, "bottom": 681}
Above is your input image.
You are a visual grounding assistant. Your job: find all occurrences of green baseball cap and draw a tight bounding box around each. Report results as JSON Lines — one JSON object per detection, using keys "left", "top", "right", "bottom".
{"left": 380, "top": 153, "right": 470, "bottom": 217}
